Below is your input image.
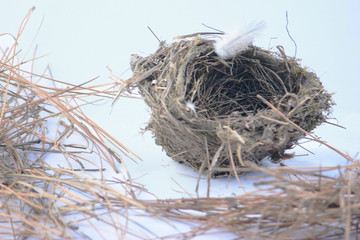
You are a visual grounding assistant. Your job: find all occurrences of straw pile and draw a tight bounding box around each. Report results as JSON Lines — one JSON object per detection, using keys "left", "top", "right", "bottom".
{"left": 142, "top": 161, "right": 360, "bottom": 240}
{"left": 122, "top": 37, "right": 333, "bottom": 177}
{"left": 0, "top": 9, "right": 142, "bottom": 239}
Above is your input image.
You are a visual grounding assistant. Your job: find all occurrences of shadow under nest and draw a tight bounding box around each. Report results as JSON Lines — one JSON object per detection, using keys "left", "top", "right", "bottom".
{"left": 125, "top": 38, "right": 333, "bottom": 177}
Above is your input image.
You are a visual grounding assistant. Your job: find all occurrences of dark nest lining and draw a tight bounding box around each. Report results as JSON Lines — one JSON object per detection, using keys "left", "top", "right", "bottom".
{"left": 125, "top": 38, "right": 333, "bottom": 177}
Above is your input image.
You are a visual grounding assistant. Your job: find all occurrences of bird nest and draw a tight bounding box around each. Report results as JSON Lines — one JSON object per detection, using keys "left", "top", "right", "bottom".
{"left": 123, "top": 37, "right": 333, "bottom": 177}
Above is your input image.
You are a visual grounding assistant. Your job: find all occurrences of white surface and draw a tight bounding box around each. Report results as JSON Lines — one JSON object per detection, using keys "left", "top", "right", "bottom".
{"left": 1, "top": 1, "right": 360, "bottom": 239}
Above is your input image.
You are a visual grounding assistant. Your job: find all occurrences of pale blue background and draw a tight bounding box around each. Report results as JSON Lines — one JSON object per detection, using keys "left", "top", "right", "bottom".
{"left": 2, "top": 0, "right": 359, "bottom": 188}
{"left": 1, "top": 1, "right": 359, "bottom": 238}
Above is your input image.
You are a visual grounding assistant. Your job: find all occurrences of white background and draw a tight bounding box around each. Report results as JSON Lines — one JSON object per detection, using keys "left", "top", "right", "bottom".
{"left": 1, "top": 1, "right": 360, "bottom": 239}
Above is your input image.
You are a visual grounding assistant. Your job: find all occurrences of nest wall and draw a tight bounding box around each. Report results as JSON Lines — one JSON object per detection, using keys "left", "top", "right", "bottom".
{"left": 128, "top": 38, "right": 333, "bottom": 177}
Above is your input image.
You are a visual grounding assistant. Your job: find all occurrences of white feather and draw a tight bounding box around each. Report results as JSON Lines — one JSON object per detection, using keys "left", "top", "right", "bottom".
{"left": 214, "top": 21, "right": 265, "bottom": 59}
{"left": 185, "top": 101, "right": 197, "bottom": 116}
